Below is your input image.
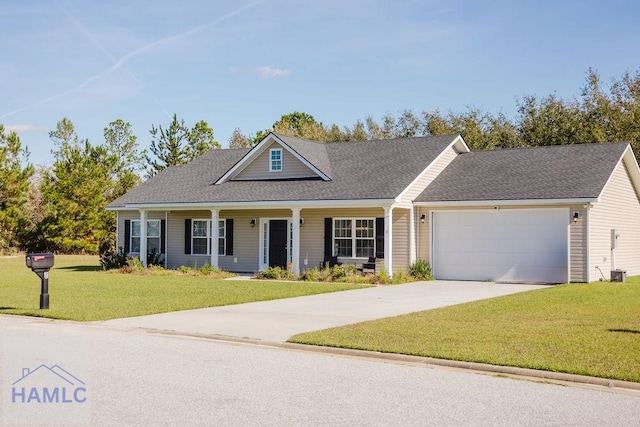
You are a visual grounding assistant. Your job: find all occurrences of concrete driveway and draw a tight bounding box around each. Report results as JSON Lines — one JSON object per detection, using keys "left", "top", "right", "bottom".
{"left": 101, "top": 280, "right": 549, "bottom": 342}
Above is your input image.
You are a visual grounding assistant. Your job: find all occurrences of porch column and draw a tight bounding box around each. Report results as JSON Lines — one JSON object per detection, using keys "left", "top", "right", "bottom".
{"left": 291, "top": 208, "right": 301, "bottom": 275}
{"left": 210, "top": 209, "right": 219, "bottom": 269}
{"left": 384, "top": 206, "right": 393, "bottom": 275}
{"left": 409, "top": 207, "right": 416, "bottom": 264}
{"left": 139, "top": 209, "right": 148, "bottom": 267}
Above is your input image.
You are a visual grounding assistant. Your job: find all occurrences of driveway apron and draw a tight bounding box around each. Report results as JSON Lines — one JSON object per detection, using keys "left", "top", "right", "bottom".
{"left": 100, "top": 281, "right": 549, "bottom": 342}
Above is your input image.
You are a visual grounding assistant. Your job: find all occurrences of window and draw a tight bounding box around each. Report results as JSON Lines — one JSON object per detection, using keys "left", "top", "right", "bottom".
{"left": 191, "top": 219, "right": 226, "bottom": 255}
{"left": 218, "top": 220, "right": 226, "bottom": 255}
{"left": 270, "top": 148, "right": 282, "bottom": 172}
{"left": 333, "top": 218, "right": 375, "bottom": 258}
{"left": 192, "top": 220, "right": 209, "bottom": 255}
{"left": 130, "top": 220, "right": 161, "bottom": 254}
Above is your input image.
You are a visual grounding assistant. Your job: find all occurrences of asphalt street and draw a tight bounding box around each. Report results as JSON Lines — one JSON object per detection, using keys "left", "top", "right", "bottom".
{"left": 1, "top": 315, "right": 639, "bottom": 426}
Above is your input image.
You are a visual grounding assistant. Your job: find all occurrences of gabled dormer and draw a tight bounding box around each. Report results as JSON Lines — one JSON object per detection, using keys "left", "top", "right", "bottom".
{"left": 215, "top": 133, "right": 331, "bottom": 184}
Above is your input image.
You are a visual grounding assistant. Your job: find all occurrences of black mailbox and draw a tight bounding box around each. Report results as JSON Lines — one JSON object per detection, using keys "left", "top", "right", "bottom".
{"left": 25, "top": 253, "right": 54, "bottom": 309}
{"left": 26, "top": 253, "right": 55, "bottom": 271}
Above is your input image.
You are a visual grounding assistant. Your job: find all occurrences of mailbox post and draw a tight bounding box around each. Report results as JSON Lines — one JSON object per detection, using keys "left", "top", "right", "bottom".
{"left": 25, "top": 253, "right": 55, "bottom": 309}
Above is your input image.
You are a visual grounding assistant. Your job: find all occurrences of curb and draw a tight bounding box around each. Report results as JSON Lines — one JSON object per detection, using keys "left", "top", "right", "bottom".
{"left": 139, "top": 328, "right": 640, "bottom": 394}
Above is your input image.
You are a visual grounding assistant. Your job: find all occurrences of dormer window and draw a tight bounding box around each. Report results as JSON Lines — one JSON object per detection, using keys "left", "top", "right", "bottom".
{"left": 270, "top": 148, "right": 282, "bottom": 172}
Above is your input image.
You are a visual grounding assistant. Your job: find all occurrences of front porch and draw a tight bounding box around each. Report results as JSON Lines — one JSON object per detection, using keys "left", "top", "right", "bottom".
{"left": 116, "top": 205, "right": 419, "bottom": 276}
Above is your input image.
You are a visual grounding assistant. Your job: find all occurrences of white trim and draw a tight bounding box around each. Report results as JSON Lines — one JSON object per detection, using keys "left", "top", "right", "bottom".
{"left": 139, "top": 210, "right": 147, "bottom": 267}
{"left": 415, "top": 198, "right": 596, "bottom": 207}
{"left": 108, "top": 199, "right": 396, "bottom": 211}
{"left": 597, "top": 145, "right": 640, "bottom": 202}
{"left": 396, "top": 135, "right": 468, "bottom": 203}
{"left": 215, "top": 132, "right": 331, "bottom": 184}
{"left": 258, "top": 217, "right": 292, "bottom": 271}
{"left": 291, "top": 208, "right": 300, "bottom": 274}
{"left": 269, "top": 147, "right": 283, "bottom": 172}
{"left": 409, "top": 206, "right": 416, "bottom": 264}
{"left": 332, "top": 217, "right": 376, "bottom": 259}
{"left": 586, "top": 204, "right": 591, "bottom": 282}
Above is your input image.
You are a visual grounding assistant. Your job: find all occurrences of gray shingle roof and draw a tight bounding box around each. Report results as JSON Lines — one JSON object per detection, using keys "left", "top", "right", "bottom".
{"left": 275, "top": 134, "right": 333, "bottom": 178}
{"left": 415, "top": 142, "right": 629, "bottom": 202}
{"left": 108, "top": 134, "right": 459, "bottom": 208}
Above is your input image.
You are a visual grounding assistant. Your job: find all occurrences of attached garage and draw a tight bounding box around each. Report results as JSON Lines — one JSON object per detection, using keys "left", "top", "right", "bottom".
{"left": 431, "top": 209, "right": 569, "bottom": 283}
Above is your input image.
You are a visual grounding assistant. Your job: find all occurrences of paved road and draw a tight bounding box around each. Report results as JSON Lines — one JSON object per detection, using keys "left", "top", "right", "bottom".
{"left": 1, "top": 315, "right": 638, "bottom": 426}
{"left": 101, "top": 280, "right": 550, "bottom": 341}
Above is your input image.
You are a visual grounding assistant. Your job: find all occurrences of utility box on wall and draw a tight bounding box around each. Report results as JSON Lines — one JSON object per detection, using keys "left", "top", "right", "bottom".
{"left": 611, "top": 269, "right": 626, "bottom": 283}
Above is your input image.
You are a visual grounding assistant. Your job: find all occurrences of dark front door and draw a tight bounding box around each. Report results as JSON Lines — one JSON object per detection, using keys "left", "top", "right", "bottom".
{"left": 268, "top": 220, "right": 288, "bottom": 268}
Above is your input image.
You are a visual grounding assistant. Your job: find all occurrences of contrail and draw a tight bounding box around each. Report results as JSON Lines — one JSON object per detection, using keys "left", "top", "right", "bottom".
{"left": 1, "top": 0, "right": 265, "bottom": 120}
{"left": 76, "top": 0, "right": 264, "bottom": 91}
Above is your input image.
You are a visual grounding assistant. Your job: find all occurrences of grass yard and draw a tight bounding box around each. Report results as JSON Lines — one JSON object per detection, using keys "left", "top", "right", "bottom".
{"left": 290, "top": 279, "right": 640, "bottom": 382}
{"left": 0, "top": 255, "right": 365, "bottom": 321}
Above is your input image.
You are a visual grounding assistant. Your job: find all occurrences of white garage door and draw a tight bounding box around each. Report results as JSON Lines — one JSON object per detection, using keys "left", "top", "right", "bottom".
{"left": 432, "top": 209, "right": 568, "bottom": 283}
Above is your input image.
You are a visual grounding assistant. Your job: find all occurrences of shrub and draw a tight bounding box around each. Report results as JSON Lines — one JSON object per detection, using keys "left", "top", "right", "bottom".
{"left": 409, "top": 259, "right": 433, "bottom": 281}
{"left": 301, "top": 267, "right": 323, "bottom": 282}
{"left": 120, "top": 257, "right": 144, "bottom": 273}
{"left": 256, "top": 266, "right": 297, "bottom": 281}
{"left": 147, "top": 249, "right": 164, "bottom": 267}
{"left": 177, "top": 265, "right": 192, "bottom": 274}
{"left": 100, "top": 245, "right": 129, "bottom": 271}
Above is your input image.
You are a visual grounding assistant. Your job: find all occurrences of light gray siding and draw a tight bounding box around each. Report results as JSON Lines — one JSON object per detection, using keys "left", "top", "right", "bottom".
{"left": 392, "top": 209, "right": 410, "bottom": 273}
{"left": 116, "top": 210, "right": 166, "bottom": 256}
{"left": 166, "top": 210, "right": 275, "bottom": 271}
{"left": 417, "top": 207, "right": 430, "bottom": 264}
{"left": 234, "top": 141, "right": 317, "bottom": 180}
{"left": 399, "top": 146, "right": 458, "bottom": 204}
{"left": 569, "top": 205, "right": 588, "bottom": 282}
{"left": 588, "top": 161, "right": 640, "bottom": 281}
{"left": 299, "top": 208, "right": 385, "bottom": 271}
{"left": 117, "top": 206, "right": 415, "bottom": 275}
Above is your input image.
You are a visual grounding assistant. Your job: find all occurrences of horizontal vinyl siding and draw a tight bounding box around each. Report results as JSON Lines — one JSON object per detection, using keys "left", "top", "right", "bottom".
{"left": 588, "top": 162, "right": 640, "bottom": 281}
{"left": 167, "top": 210, "right": 272, "bottom": 271}
{"left": 399, "top": 146, "right": 458, "bottom": 204}
{"left": 300, "top": 208, "right": 385, "bottom": 271}
{"left": 417, "top": 207, "right": 430, "bottom": 264}
{"left": 569, "top": 205, "right": 588, "bottom": 282}
{"left": 117, "top": 211, "right": 165, "bottom": 255}
{"left": 392, "top": 209, "right": 410, "bottom": 274}
{"left": 234, "top": 142, "right": 317, "bottom": 180}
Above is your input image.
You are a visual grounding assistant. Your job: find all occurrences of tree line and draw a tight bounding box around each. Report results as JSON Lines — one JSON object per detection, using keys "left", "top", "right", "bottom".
{"left": 1, "top": 68, "right": 639, "bottom": 255}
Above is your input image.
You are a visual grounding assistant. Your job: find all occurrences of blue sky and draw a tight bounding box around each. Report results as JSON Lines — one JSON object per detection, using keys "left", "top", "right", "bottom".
{"left": 2, "top": 0, "right": 639, "bottom": 166}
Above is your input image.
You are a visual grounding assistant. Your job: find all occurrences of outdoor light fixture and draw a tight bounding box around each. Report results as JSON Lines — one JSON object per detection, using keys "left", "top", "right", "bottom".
{"left": 300, "top": 218, "right": 304, "bottom": 226}
{"left": 573, "top": 211, "right": 580, "bottom": 223}
{"left": 420, "top": 213, "right": 426, "bottom": 223}
{"left": 250, "top": 218, "right": 256, "bottom": 228}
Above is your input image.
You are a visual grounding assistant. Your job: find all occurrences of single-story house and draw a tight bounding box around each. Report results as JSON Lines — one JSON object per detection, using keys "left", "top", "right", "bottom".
{"left": 107, "top": 132, "right": 640, "bottom": 283}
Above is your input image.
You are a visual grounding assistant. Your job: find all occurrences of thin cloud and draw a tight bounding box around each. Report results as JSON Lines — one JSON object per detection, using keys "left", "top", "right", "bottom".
{"left": 254, "top": 66, "right": 292, "bottom": 79}
{"left": 3, "top": 124, "right": 48, "bottom": 134}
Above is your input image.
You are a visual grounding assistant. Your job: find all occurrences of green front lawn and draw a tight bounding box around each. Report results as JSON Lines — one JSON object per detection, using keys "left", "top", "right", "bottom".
{"left": 0, "top": 255, "right": 365, "bottom": 321}
{"left": 290, "top": 279, "right": 640, "bottom": 382}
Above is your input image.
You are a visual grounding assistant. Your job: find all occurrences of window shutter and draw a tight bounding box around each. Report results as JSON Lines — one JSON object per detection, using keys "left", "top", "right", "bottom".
{"left": 324, "top": 218, "right": 333, "bottom": 257}
{"left": 184, "top": 219, "right": 191, "bottom": 254}
{"left": 161, "top": 220, "right": 166, "bottom": 254}
{"left": 124, "top": 220, "right": 131, "bottom": 254}
{"left": 226, "top": 219, "right": 234, "bottom": 256}
{"left": 375, "top": 217, "right": 384, "bottom": 259}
